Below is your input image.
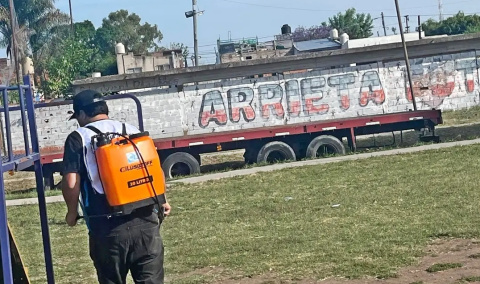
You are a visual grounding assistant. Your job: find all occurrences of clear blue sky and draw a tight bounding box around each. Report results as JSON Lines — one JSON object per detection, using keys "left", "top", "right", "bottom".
{"left": 34, "top": 0, "right": 480, "bottom": 65}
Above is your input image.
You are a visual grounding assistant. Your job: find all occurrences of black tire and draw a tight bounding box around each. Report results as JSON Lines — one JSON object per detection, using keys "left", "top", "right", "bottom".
{"left": 256, "top": 141, "right": 296, "bottom": 164}
{"left": 162, "top": 152, "right": 201, "bottom": 179}
{"left": 306, "top": 135, "right": 345, "bottom": 159}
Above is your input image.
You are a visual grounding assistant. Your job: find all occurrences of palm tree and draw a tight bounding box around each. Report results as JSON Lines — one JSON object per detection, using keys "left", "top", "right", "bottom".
{"left": 0, "top": 0, "right": 70, "bottom": 75}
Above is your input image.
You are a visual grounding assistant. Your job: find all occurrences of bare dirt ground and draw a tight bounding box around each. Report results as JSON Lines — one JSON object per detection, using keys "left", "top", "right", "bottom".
{"left": 193, "top": 239, "right": 480, "bottom": 284}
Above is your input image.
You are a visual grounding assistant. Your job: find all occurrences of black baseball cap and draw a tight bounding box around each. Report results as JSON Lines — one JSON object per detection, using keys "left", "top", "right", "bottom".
{"left": 69, "top": 90, "right": 105, "bottom": 120}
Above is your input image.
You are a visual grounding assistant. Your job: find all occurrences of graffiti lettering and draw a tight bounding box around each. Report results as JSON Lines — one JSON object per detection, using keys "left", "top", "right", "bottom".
{"left": 197, "top": 71, "right": 389, "bottom": 128}
{"left": 456, "top": 59, "right": 476, "bottom": 93}
{"left": 285, "top": 81, "right": 302, "bottom": 117}
{"left": 227, "top": 87, "right": 256, "bottom": 123}
{"left": 359, "top": 71, "right": 385, "bottom": 106}
{"left": 300, "top": 77, "right": 329, "bottom": 115}
{"left": 328, "top": 74, "right": 355, "bottom": 110}
{"left": 406, "top": 59, "right": 478, "bottom": 107}
{"left": 199, "top": 91, "right": 228, "bottom": 128}
{"left": 258, "top": 84, "right": 285, "bottom": 119}
{"left": 407, "top": 70, "right": 456, "bottom": 108}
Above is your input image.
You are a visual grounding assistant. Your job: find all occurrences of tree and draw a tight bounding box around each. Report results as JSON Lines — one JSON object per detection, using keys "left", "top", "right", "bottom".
{"left": 292, "top": 25, "right": 332, "bottom": 42}
{"left": 42, "top": 36, "right": 98, "bottom": 98}
{"left": 466, "top": 24, "right": 480, "bottom": 34}
{"left": 328, "top": 8, "right": 373, "bottom": 39}
{"left": 0, "top": 0, "right": 70, "bottom": 70}
{"left": 422, "top": 12, "right": 480, "bottom": 36}
{"left": 95, "top": 10, "right": 163, "bottom": 55}
{"left": 74, "top": 20, "right": 96, "bottom": 45}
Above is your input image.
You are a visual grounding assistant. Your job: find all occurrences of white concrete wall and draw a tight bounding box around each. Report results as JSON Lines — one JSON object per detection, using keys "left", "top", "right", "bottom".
{"left": 3, "top": 50, "right": 479, "bottom": 155}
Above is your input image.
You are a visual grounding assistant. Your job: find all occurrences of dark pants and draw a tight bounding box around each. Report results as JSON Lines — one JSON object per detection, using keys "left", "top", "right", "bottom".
{"left": 89, "top": 217, "right": 164, "bottom": 284}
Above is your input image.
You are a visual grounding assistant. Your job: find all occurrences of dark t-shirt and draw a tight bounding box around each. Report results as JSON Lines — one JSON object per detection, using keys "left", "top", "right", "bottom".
{"left": 62, "top": 130, "right": 157, "bottom": 237}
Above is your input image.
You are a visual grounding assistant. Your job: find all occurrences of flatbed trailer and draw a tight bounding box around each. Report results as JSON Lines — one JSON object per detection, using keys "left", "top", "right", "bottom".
{"left": 33, "top": 96, "right": 441, "bottom": 186}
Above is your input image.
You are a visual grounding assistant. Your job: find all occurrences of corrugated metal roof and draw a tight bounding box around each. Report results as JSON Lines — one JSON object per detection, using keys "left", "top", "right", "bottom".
{"left": 293, "top": 39, "right": 341, "bottom": 52}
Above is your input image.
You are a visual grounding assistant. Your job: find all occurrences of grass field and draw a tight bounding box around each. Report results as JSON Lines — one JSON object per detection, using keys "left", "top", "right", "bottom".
{"left": 7, "top": 143, "right": 480, "bottom": 283}
{"left": 3, "top": 106, "right": 480, "bottom": 199}
{"left": 441, "top": 106, "right": 480, "bottom": 126}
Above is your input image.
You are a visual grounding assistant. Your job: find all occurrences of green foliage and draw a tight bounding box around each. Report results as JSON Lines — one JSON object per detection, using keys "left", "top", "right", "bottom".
{"left": 42, "top": 36, "right": 98, "bottom": 98}
{"left": 422, "top": 12, "right": 480, "bottom": 36}
{"left": 74, "top": 20, "right": 96, "bottom": 45}
{"left": 466, "top": 24, "right": 480, "bottom": 34}
{"left": 328, "top": 8, "right": 373, "bottom": 39}
{"left": 41, "top": 7, "right": 167, "bottom": 96}
{"left": 461, "top": 276, "right": 480, "bottom": 282}
{"left": 95, "top": 9, "right": 163, "bottom": 55}
{"left": 0, "top": 0, "right": 70, "bottom": 63}
{"left": 170, "top": 42, "right": 189, "bottom": 65}
{"left": 426, "top": 263, "right": 463, "bottom": 273}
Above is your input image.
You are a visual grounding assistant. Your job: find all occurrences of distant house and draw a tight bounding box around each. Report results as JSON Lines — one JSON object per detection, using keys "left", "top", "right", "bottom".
{"left": 115, "top": 43, "right": 184, "bottom": 75}
{"left": 344, "top": 32, "right": 426, "bottom": 49}
{"left": 0, "top": 58, "right": 14, "bottom": 85}
{"left": 217, "top": 35, "right": 293, "bottom": 64}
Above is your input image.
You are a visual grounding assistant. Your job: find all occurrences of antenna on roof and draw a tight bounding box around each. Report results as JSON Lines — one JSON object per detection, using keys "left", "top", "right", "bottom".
{"left": 438, "top": 0, "right": 444, "bottom": 21}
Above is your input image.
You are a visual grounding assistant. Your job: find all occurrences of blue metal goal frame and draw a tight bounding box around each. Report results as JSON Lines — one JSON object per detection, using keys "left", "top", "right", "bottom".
{"left": 0, "top": 76, "right": 55, "bottom": 284}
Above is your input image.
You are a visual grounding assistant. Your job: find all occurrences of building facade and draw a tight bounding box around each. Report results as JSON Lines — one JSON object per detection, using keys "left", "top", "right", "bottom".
{"left": 115, "top": 43, "right": 184, "bottom": 75}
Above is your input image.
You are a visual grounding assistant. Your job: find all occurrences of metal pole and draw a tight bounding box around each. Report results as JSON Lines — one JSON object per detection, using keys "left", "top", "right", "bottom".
{"left": 0, "top": 160, "right": 13, "bottom": 284}
{"left": 418, "top": 15, "right": 422, "bottom": 39}
{"left": 8, "top": 0, "right": 21, "bottom": 84}
{"left": 438, "top": 0, "right": 444, "bottom": 21}
{"left": 381, "top": 12, "right": 387, "bottom": 36}
{"left": 23, "top": 75, "right": 55, "bottom": 284}
{"left": 395, "top": 0, "right": 417, "bottom": 111}
{"left": 69, "top": 0, "right": 74, "bottom": 32}
{"left": 404, "top": 15, "right": 410, "bottom": 33}
{"left": 192, "top": 0, "right": 199, "bottom": 66}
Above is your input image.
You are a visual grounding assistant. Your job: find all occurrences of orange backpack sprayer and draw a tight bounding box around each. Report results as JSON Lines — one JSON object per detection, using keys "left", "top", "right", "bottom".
{"left": 89, "top": 127, "right": 166, "bottom": 216}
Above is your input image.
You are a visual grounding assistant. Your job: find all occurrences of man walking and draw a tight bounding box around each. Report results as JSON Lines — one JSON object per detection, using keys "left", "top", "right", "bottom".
{"left": 61, "top": 90, "right": 171, "bottom": 284}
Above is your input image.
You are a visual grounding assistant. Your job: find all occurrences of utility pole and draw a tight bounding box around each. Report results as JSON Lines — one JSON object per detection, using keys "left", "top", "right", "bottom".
{"left": 381, "top": 12, "right": 387, "bottom": 36}
{"left": 395, "top": 0, "right": 417, "bottom": 111}
{"left": 69, "top": 0, "right": 74, "bottom": 32}
{"left": 404, "top": 15, "right": 410, "bottom": 33}
{"left": 8, "top": 0, "right": 21, "bottom": 84}
{"left": 418, "top": 15, "right": 422, "bottom": 39}
{"left": 438, "top": 0, "right": 444, "bottom": 21}
{"left": 192, "top": 0, "right": 199, "bottom": 66}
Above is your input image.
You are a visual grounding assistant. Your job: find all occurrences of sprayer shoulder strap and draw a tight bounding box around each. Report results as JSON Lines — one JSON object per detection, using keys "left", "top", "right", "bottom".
{"left": 85, "top": 125, "right": 102, "bottom": 134}
{"left": 85, "top": 122, "right": 126, "bottom": 135}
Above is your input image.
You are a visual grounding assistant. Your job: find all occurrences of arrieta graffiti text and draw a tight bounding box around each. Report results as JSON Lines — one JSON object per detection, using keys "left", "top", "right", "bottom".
{"left": 199, "top": 71, "right": 385, "bottom": 128}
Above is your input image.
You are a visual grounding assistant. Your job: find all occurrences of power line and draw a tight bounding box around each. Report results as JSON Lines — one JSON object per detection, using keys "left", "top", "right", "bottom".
{"left": 216, "top": 0, "right": 478, "bottom": 13}
{"left": 186, "top": 9, "right": 480, "bottom": 55}
{"left": 185, "top": 35, "right": 276, "bottom": 51}
{"left": 382, "top": 12, "right": 480, "bottom": 18}
{"left": 216, "top": 0, "right": 359, "bottom": 12}
{"left": 396, "top": 0, "right": 476, "bottom": 10}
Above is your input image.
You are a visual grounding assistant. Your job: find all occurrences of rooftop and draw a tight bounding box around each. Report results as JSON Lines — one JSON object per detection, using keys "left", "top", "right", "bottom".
{"left": 293, "top": 39, "right": 342, "bottom": 52}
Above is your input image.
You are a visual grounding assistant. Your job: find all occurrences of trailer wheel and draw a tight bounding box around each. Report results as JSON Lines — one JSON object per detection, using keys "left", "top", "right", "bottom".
{"left": 162, "top": 152, "right": 201, "bottom": 179}
{"left": 257, "top": 141, "right": 296, "bottom": 164}
{"left": 306, "top": 135, "right": 345, "bottom": 159}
